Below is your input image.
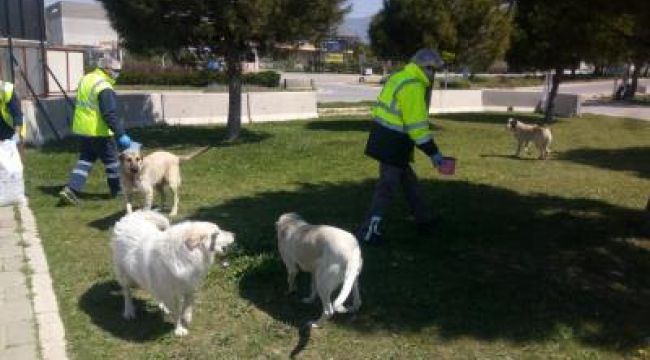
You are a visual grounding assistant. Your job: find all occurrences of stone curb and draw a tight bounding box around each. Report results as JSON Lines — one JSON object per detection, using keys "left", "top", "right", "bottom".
{"left": 17, "top": 204, "right": 69, "bottom": 360}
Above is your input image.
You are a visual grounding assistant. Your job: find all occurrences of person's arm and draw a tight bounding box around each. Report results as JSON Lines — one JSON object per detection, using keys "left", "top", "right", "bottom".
{"left": 8, "top": 92, "right": 23, "bottom": 136}
{"left": 97, "top": 88, "right": 125, "bottom": 138}
{"left": 397, "top": 83, "right": 440, "bottom": 157}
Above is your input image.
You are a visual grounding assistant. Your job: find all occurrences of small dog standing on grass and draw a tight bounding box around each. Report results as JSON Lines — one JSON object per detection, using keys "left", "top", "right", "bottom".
{"left": 276, "top": 213, "right": 363, "bottom": 328}
{"left": 111, "top": 210, "right": 235, "bottom": 336}
{"left": 119, "top": 146, "right": 209, "bottom": 216}
{"left": 507, "top": 118, "right": 553, "bottom": 159}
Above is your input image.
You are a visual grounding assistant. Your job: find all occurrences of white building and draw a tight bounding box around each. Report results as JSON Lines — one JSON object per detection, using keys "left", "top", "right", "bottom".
{"left": 45, "top": 1, "right": 119, "bottom": 49}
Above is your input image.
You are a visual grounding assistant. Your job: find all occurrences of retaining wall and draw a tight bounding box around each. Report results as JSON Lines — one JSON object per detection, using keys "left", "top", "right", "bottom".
{"left": 22, "top": 91, "right": 318, "bottom": 145}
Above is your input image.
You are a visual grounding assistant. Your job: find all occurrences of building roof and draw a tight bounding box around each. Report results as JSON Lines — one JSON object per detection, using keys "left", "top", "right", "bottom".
{"left": 46, "top": 1, "right": 110, "bottom": 20}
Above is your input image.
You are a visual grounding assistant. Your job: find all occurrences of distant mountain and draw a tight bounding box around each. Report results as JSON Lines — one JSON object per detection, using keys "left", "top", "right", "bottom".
{"left": 338, "top": 16, "right": 372, "bottom": 43}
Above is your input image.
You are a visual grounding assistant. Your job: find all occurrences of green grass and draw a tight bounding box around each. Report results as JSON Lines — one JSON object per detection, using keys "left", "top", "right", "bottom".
{"left": 24, "top": 113, "right": 650, "bottom": 359}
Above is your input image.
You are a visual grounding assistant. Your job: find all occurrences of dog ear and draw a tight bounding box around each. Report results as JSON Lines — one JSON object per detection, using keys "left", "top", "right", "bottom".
{"left": 119, "top": 153, "right": 125, "bottom": 161}
{"left": 184, "top": 228, "right": 207, "bottom": 250}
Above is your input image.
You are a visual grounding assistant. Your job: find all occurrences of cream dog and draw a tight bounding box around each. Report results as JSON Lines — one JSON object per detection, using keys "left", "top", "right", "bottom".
{"left": 276, "top": 213, "right": 362, "bottom": 328}
{"left": 507, "top": 118, "right": 552, "bottom": 159}
{"left": 119, "top": 147, "right": 208, "bottom": 216}
{"left": 111, "top": 210, "right": 235, "bottom": 336}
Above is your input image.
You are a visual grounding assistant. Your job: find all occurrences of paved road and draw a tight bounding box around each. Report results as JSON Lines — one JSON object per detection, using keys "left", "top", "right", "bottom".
{"left": 281, "top": 72, "right": 650, "bottom": 102}
{"left": 517, "top": 79, "right": 650, "bottom": 97}
{"left": 282, "top": 72, "right": 650, "bottom": 120}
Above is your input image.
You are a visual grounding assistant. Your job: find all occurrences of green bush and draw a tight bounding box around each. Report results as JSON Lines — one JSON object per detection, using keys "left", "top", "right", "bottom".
{"left": 117, "top": 70, "right": 280, "bottom": 87}
{"left": 444, "top": 78, "right": 472, "bottom": 89}
{"left": 242, "top": 71, "right": 281, "bottom": 87}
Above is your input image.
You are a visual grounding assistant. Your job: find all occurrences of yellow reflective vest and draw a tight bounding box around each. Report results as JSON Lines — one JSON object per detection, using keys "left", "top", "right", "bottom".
{"left": 72, "top": 68, "right": 115, "bottom": 137}
{"left": 0, "top": 81, "right": 26, "bottom": 138}
{"left": 365, "top": 63, "right": 433, "bottom": 166}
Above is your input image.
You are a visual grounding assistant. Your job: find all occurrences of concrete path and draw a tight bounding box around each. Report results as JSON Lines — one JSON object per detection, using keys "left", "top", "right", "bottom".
{"left": 0, "top": 204, "right": 68, "bottom": 360}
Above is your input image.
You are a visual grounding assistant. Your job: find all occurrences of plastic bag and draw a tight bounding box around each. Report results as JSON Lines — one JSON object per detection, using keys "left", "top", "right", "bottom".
{"left": 0, "top": 140, "right": 26, "bottom": 206}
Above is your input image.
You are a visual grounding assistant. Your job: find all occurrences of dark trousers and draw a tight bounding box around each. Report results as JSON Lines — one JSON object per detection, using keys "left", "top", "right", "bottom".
{"left": 364, "top": 162, "right": 431, "bottom": 224}
{"left": 66, "top": 136, "right": 121, "bottom": 194}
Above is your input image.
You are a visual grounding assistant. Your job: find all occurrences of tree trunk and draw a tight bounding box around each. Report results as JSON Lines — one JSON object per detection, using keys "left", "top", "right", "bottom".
{"left": 624, "top": 60, "right": 643, "bottom": 100}
{"left": 544, "top": 67, "right": 563, "bottom": 123}
{"left": 226, "top": 48, "right": 243, "bottom": 141}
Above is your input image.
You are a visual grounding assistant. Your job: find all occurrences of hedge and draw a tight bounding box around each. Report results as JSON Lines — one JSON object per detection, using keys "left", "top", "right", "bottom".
{"left": 117, "top": 70, "right": 280, "bottom": 88}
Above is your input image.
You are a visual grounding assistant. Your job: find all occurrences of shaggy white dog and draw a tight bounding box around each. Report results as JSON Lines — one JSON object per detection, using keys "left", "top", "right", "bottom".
{"left": 276, "top": 213, "right": 363, "bottom": 328}
{"left": 111, "top": 210, "right": 235, "bottom": 336}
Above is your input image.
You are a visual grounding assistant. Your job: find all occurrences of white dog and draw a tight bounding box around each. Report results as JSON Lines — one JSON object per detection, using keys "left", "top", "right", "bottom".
{"left": 111, "top": 210, "right": 235, "bottom": 336}
{"left": 276, "top": 213, "right": 363, "bottom": 328}
{"left": 507, "top": 117, "right": 553, "bottom": 159}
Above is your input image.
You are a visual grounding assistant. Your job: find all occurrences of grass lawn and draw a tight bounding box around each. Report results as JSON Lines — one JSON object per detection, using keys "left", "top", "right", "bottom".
{"left": 24, "top": 113, "right": 649, "bottom": 359}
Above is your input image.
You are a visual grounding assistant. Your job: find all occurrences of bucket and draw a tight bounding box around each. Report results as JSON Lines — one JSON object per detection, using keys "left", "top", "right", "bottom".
{"left": 437, "top": 157, "right": 456, "bottom": 176}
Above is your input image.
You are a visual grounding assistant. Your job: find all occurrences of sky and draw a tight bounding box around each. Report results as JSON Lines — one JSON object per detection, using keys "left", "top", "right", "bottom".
{"left": 45, "top": 0, "right": 383, "bottom": 18}
{"left": 348, "top": 0, "right": 382, "bottom": 18}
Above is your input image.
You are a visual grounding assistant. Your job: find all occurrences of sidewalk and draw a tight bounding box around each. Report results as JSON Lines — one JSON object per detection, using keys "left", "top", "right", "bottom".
{"left": 0, "top": 204, "right": 67, "bottom": 360}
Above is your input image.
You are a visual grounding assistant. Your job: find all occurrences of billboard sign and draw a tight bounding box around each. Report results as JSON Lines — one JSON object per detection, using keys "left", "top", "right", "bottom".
{"left": 0, "top": 0, "right": 44, "bottom": 41}
{"left": 321, "top": 40, "right": 344, "bottom": 53}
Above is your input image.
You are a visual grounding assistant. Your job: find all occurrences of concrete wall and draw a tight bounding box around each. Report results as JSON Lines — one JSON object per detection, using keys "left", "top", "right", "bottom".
{"left": 22, "top": 91, "right": 318, "bottom": 145}
{"left": 249, "top": 92, "right": 318, "bottom": 122}
{"left": 430, "top": 90, "right": 484, "bottom": 114}
{"left": 428, "top": 89, "right": 581, "bottom": 117}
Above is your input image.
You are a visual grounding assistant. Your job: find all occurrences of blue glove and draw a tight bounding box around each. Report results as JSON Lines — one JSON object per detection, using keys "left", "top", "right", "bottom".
{"left": 117, "top": 134, "right": 132, "bottom": 150}
{"left": 430, "top": 152, "right": 444, "bottom": 168}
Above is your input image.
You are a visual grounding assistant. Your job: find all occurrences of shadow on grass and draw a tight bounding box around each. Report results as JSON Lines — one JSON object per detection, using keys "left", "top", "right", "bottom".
{"left": 304, "top": 118, "right": 444, "bottom": 132}
{"left": 87, "top": 210, "right": 125, "bottom": 230}
{"left": 37, "top": 126, "right": 272, "bottom": 154}
{"left": 441, "top": 112, "right": 543, "bottom": 125}
{"left": 305, "top": 119, "right": 371, "bottom": 132}
{"left": 78, "top": 280, "right": 173, "bottom": 342}
{"left": 558, "top": 146, "right": 650, "bottom": 179}
{"left": 37, "top": 185, "right": 114, "bottom": 202}
{"left": 188, "top": 180, "right": 649, "bottom": 355}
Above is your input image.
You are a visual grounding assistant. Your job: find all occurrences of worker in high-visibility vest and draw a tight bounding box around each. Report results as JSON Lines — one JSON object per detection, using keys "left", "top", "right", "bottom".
{"left": 59, "top": 56, "right": 139, "bottom": 205}
{"left": 357, "top": 48, "right": 446, "bottom": 246}
{"left": 0, "top": 80, "right": 26, "bottom": 148}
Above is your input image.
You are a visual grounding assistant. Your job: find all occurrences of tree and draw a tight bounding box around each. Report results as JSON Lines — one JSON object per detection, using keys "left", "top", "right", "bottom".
{"left": 507, "top": 0, "right": 603, "bottom": 122}
{"left": 369, "top": 0, "right": 512, "bottom": 73}
{"left": 99, "top": 0, "right": 348, "bottom": 141}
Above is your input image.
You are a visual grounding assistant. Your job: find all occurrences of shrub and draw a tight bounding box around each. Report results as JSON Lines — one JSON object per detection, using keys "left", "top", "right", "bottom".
{"left": 443, "top": 78, "right": 472, "bottom": 89}
{"left": 117, "top": 70, "right": 280, "bottom": 87}
{"left": 242, "top": 71, "right": 281, "bottom": 87}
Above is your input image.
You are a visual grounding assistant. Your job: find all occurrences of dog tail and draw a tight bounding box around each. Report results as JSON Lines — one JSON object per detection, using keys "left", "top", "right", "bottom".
{"left": 178, "top": 146, "right": 210, "bottom": 161}
{"left": 333, "top": 249, "right": 362, "bottom": 311}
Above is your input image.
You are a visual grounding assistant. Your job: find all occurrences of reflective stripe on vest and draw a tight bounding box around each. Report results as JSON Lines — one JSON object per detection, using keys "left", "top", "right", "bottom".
{"left": 72, "top": 69, "right": 114, "bottom": 137}
{"left": 0, "top": 82, "right": 26, "bottom": 137}
{"left": 0, "top": 82, "right": 14, "bottom": 128}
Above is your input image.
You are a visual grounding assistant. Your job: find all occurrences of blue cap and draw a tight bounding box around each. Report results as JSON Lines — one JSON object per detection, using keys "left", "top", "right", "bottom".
{"left": 412, "top": 48, "right": 444, "bottom": 69}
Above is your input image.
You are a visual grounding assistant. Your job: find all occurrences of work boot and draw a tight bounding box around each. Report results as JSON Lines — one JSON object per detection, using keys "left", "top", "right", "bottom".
{"left": 58, "top": 186, "right": 80, "bottom": 205}
{"left": 356, "top": 216, "right": 384, "bottom": 246}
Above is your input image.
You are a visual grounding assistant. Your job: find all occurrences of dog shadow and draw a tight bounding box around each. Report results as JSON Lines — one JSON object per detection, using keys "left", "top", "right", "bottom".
{"left": 480, "top": 154, "right": 540, "bottom": 161}
{"left": 88, "top": 211, "right": 125, "bottom": 230}
{"left": 38, "top": 185, "right": 114, "bottom": 201}
{"left": 78, "top": 280, "right": 173, "bottom": 342}
{"left": 238, "top": 256, "right": 349, "bottom": 358}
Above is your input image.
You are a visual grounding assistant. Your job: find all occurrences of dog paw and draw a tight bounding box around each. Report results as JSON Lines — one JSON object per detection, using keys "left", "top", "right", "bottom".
{"left": 174, "top": 326, "right": 189, "bottom": 337}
